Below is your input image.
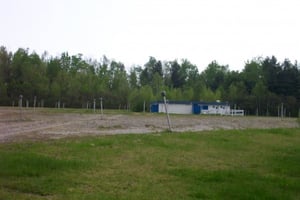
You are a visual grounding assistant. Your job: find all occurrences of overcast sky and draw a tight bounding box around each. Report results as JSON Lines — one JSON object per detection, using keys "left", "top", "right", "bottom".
{"left": 1, "top": 0, "right": 299, "bottom": 71}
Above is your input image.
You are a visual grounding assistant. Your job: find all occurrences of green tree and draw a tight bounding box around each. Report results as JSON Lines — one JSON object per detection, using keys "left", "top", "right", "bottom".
{"left": 49, "top": 81, "right": 61, "bottom": 106}
{"left": 49, "top": 70, "right": 69, "bottom": 105}
{"left": 170, "top": 60, "right": 185, "bottom": 88}
{"left": 129, "top": 66, "right": 141, "bottom": 89}
{"left": 261, "top": 56, "right": 281, "bottom": 94}
{"left": 199, "top": 86, "right": 221, "bottom": 102}
{"left": 109, "top": 61, "right": 130, "bottom": 108}
{"left": 47, "top": 58, "right": 61, "bottom": 84}
{"left": 181, "top": 59, "right": 199, "bottom": 88}
{"left": 277, "top": 59, "right": 299, "bottom": 97}
{"left": 152, "top": 72, "right": 164, "bottom": 98}
{"left": 8, "top": 49, "right": 48, "bottom": 103}
{"left": 60, "top": 52, "right": 71, "bottom": 71}
{"left": 1, "top": 46, "right": 299, "bottom": 116}
{"left": 182, "top": 87, "right": 194, "bottom": 100}
{"left": 201, "top": 61, "right": 228, "bottom": 91}
{"left": 226, "top": 81, "right": 248, "bottom": 109}
{"left": 97, "top": 56, "right": 111, "bottom": 94}
{"left": 252, "top": 80, "right": 268, "bottom": 115}
{"left": 128, "top": 85, "right": 154, "bottom": 111}
{"left": 140, "top": 57, "right": 163, "bottom": 86}
{"left": 167, "top": 88, "right": 183, "bottom": 100}
{"left": 241, "top": 58, "right": 263, "bottom": 94}
{"left": 0, "top": 46, "right": 12, "bottom": 104}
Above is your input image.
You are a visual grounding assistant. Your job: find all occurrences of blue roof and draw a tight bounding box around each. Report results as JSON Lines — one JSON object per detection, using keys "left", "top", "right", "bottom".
{"left": 151, "top": 100, "right": 229, "bottom": 106}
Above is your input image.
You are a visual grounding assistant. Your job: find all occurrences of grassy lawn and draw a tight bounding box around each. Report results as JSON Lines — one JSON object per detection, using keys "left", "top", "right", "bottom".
{"left": 0, "top": 128, "right": 299, "bottom": 199}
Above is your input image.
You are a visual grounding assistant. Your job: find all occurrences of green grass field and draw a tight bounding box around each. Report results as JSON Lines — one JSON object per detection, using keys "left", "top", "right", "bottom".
{"left": 0, "top": 128, "right": 299, "bottom": 200}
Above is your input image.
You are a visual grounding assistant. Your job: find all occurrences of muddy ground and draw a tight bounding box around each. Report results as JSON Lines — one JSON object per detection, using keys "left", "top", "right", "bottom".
{"left": 0, "top": 107, "right": 299, "bottom": 143}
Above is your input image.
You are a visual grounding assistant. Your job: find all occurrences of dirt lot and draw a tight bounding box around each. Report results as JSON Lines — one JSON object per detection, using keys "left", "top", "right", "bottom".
{"left": 0, "top": 107, "right": 299, "bottom": 143}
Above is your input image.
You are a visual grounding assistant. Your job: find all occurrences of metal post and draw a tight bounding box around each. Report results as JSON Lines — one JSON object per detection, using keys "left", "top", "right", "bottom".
{"left": 19, "top": 95, "right": 23, "bottom": 120}
{"left": 33, "top": 96, "right": 37, "bottom": 112}
{"left": 100, "top": 97, "right": 103, "bottom": 116}
{"left": 234, "top": 104, "right": 237, "bottom": 116}
{"left": 281, "top": 103, "right": 284, "bottom": 120}
{"left": 93, "top": 98, "right": 96, "bottom": 113}
{"left": 161, "top": 91, "right": 172, "bottom": 132}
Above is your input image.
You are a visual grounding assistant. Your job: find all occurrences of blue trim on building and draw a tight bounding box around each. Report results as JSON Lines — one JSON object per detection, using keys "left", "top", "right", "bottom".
{"left": 150, "top": 100, "right": 228, "bottom": 105}
{"left": 192, "top": 103, "right": 201, "bottom": 114}
{"left": 151, "top": 100, "right": 193, "bottom": 105}
{"left": 150, "top": 103, "right": 159, "bottom": 112}
{"left": 150, "top": 100, "right": 229, "bottom": 114}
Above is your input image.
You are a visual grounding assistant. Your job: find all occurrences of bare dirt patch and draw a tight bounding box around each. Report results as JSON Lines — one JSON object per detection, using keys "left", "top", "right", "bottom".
{"left": 0, "top": 107, "right": 299, "bottom": 143}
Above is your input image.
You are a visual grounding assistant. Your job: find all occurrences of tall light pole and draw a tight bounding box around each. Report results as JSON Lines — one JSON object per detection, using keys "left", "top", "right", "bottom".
{"left": 161, "top": 91, "right": 172, "bottom": 132}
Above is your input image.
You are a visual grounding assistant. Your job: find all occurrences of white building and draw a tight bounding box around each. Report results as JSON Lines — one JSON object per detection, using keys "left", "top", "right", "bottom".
{"left": 150, "top": 101, "right": 243, "bottom": 116}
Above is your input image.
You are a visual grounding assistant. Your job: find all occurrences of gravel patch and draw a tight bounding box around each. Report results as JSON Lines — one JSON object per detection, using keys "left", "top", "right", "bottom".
{"left": 0, "top": 107, "right": 299, "bottom": 143}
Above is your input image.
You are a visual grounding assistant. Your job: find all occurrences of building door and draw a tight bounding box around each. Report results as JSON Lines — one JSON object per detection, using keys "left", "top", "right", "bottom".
{"left": 150, "top": 104, "right": 159, "bottom": 113}
{"left": 193, "top": 103, "right": 201, "bottom": 114}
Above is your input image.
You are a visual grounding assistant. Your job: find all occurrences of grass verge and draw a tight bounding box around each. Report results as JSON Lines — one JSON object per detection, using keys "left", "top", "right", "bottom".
{"left": 0, "top": 128, "right": 299, "bottom": 199}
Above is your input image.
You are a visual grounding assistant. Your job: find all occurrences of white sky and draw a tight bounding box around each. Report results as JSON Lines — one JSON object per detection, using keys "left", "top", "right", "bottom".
{"left": 1, "top": 0, "right": 299, "bottom": 71}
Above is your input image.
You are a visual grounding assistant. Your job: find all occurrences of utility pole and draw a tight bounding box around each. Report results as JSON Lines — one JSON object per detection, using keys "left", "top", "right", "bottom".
{"left": 161, "top": 91, "right": 172, "bottom": 132}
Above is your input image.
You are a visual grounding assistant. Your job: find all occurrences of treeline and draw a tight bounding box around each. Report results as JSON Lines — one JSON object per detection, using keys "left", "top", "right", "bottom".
{"left": 0, "top": 46, "right": 299, "bottom": 116}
